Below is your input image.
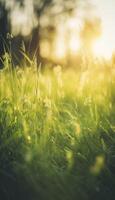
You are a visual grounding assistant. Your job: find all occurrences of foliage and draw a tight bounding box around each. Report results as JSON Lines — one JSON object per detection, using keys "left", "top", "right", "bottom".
{"left": 0, "top": 57, "right": 115, "bottom": 200}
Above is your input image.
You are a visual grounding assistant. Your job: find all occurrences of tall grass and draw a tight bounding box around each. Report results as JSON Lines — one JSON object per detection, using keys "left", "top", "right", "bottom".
{"left": 0, "top": 56, "right": 115, "bottom": 200}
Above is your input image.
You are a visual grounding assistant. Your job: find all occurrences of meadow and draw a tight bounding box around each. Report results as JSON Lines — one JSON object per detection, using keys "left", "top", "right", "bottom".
{"left": 0, "top": 56, "right": 115, "bottom": 200}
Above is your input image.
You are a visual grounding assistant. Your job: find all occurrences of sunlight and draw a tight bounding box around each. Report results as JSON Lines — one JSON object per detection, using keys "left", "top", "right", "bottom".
{"left": 55, "top": 40, "right": 66, "bottom": 59}
{"left": 1, "top": 1, "right": 115, "bottom": 198}
{"left": 69, "top": 37, "right": 80, "bottom": 54}
{"left": 67, "top": 18, "right": 80, "bottom": 54}
{"left": 54, "top": 18, "right": 80, "bottom": 59}
{"left": 54, "top": 36, "right": 80, "bottom": 59}
{"left": 92, "top": 0, "right": 115, "bottom": 59}
{"left": 93, "top": 36, "right": 113, "bottom": 59}
{"left": 67, "top": 19, "right": 77, "bottom": 29}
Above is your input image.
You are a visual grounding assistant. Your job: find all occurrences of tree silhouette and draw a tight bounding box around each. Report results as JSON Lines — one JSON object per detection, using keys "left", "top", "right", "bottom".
{"left": 0, "top": 0, "right": 85, "bottom": 66}
{"left": 0, "top": 1, "right": 10, "bottom": 66}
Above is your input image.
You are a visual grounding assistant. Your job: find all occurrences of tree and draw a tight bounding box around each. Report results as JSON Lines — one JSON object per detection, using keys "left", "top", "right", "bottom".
{"left": 0, "top": 0, "right": 84, "bottom": 66}
{"left": 31, "top": 0, "right": 82, "bottom": 64}
{"left": 0, "top": 1, "right": 10, "bottom": 66}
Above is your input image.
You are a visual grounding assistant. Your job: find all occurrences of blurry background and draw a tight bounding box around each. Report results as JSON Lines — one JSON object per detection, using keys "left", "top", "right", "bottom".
{"left": 0, "top": 0, "right": 115, "bottom": 68}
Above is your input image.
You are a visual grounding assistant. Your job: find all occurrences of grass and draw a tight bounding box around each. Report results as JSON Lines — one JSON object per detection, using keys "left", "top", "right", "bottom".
{"left": 0, "top": 56, "right": 115, "bottom": 200}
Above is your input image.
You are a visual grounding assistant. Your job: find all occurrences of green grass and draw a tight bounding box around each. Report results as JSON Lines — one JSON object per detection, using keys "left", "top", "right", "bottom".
{"left": 0, "top": 59, "right": 115, "bottom": 200}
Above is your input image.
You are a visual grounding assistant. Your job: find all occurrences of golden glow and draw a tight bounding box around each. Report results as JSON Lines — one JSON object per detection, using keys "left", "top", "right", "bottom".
{"left": 67, "top": 19, "right": 77, "bottom": 29}
{"left": 54, "top": 18, "right": 80, "bottom": 59}
{"left": 40, "top": 40, "right": 51, "bottom": 58}
{"left": 54, "top": 15, "right": 114, "bottom": 60}
{"left": 10, "top": 0, "right": 115, "bottom": 60}
{"left": 69, "top": 37, "right": 80, "bottom": 54}
{"left": 54, "top": 21, "right": 114, "bottom": 60}
{"left": 92, "top": 0, "right": 115, "bottom": 59}
{"left": 53, "top": 0, "right": 115, "bottom": 61}
{"left": 55, "top": 42, "right": 66, "bottom": 59}
{"left": 93, "top": 36, "right": 113, "bottom": 59}
{"left": 67, "top": 18, "right": 80, "bottom": 54}
{"left": 54, "top": 36, "right": 80, "bottom": 59}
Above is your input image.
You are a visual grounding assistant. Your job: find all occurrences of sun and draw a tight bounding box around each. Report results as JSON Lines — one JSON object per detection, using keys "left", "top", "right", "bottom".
{"left": 93, "top": 36, "right": 113, "bottom": 59}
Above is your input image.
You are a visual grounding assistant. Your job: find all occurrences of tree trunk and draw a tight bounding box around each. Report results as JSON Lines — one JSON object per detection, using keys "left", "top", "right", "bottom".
{"left": 0, "top": 2, "right": 9, "bottom": 67}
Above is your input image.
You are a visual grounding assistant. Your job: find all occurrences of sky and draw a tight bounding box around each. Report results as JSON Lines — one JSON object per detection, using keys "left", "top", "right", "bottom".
{"left": 92, "top": 0, "right": 115, "bottom": 58}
